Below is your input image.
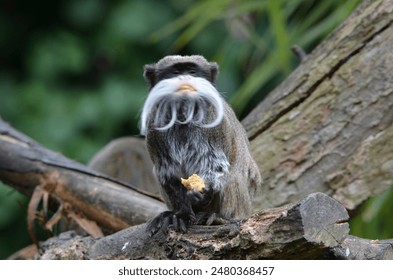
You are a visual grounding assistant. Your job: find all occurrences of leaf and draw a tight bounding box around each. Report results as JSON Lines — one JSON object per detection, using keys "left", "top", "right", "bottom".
{"left": 267, "top": 0, "right": 291, "bottom": 74}
{"left": 230, "top": 52, "right": 279, "bottom": 115}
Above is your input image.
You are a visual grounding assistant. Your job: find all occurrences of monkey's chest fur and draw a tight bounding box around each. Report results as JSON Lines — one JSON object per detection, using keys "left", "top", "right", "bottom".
{"left": 146, "top": 123, "right": 230, "bottom": 210}
{"left": 146, "top": 124, "right": 230, "bottom": 185}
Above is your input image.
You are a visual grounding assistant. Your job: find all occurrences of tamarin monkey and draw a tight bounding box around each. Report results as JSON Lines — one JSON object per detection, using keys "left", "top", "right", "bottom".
{"left": 141, "top": 55, "right": 261, "bottom": 235}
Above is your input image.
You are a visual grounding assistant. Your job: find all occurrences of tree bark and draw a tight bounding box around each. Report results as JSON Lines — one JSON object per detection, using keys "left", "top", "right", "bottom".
{"left": 243, "top": 0, "right": 393, "bottom": 211}
{"left": 1, "top": 0, "right": 393, "bottom": 259}
{"left": 0, "top": 118, "right": 166, "bottom": 233}
{"left": 33, "top": 192, "right": 393, "bottom": 260}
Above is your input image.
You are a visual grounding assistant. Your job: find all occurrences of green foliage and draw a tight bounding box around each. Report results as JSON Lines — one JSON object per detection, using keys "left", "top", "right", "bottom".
{"left": 0, "top": 183, "right": 29, "bottom": 259}
{"left": 350, "top": 186, "right": 393, "bottom": 240}
{"left": 149, "top": 0, "right": 362, "bottom": 116}
{"left": 2, "top": 0, "right": 389, "bottom": 259}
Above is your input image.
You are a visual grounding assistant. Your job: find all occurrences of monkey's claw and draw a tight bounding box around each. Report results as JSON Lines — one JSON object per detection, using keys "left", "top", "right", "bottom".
{"left": 146, "top": 211, "right": 195, "bottom": 236}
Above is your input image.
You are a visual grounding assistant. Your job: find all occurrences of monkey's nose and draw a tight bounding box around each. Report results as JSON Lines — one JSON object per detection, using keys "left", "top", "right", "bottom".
{"left": 177, "top": 84, "right": 196, "bottom": 93}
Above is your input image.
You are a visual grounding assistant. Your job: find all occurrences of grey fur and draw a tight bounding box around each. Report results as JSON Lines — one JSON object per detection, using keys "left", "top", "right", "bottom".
{"left": 141, "top": 55, "right": 261, "bottom": 233}
{"left": 154, "top": 55, "right": 212, "bottom": 70}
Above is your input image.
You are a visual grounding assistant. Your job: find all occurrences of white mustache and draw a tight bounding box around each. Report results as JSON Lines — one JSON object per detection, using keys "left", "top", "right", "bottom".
{"left": 140, "top": 76, "right": 224, "bottom": 135}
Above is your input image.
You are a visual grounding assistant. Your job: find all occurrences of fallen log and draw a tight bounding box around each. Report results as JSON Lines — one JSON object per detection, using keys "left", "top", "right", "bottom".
{"left": 35, "top": 192, "right": 393, "bottom": 260}
{"left": 0, "top": 118, "right": 166, "bottom": 233}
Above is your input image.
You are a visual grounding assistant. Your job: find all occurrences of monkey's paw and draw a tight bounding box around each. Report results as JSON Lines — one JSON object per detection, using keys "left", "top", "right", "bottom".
{"left": 146, "top": 211, "right": 195, "bottom": 236}
{"left": 186, "top": 185, "right": 214, "bottom": 206}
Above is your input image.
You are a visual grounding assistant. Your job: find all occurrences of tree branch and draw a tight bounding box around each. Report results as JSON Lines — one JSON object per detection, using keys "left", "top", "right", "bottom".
{"left": 0, "top": 118, "right": 166, "bottom": 232}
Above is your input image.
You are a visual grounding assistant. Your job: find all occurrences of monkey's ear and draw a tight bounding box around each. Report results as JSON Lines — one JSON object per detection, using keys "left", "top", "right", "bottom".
{"left": 209, "top": 62, "right": 219, "bottom": 83}
{"left": 143, "top": 64, "right": 156, "bottom": 89}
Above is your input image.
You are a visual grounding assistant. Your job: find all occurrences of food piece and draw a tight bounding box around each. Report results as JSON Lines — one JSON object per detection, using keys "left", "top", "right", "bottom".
{"left": 181, "top": 174, "right": 205, "bottom": 192}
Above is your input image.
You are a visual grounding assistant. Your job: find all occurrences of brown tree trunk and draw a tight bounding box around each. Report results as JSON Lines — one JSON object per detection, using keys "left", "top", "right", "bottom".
{"left": 243, "top": 0, "right": 393, "bottom": 212}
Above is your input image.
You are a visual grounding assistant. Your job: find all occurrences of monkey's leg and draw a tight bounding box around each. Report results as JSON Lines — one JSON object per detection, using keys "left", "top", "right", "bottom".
{"left": 146, "top": 179, "right": 196, "bottom": 236}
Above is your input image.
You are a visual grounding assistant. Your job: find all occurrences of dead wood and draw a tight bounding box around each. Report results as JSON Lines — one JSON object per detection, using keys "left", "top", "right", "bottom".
{"left": 35, "top": 192, "right": 393, "bottom": 260}
{"left": 0, "top": 118, "right": 166, "bottom": 233}
{"left": 243, "top": 0, "right": 393, "bottom": 211}
{"left": 88, "top": 137, "right": 161, "bottom": 197}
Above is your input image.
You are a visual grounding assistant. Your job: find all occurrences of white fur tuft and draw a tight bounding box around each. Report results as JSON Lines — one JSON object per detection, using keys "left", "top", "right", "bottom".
{"left": 140, "top": 75, "right": 224, "bottom": 135}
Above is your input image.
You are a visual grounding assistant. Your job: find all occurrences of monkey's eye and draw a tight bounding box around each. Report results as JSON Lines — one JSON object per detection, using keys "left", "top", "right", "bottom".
{"left": 189, "top": 69, "right": 196, "bottom": 74}
{"left": 172, "top": 69, "right": 180, "bottom": 75}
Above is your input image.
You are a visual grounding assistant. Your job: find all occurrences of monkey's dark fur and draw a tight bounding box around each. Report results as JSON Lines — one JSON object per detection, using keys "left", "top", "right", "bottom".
{"left": 141, "top": 55, "right": 261, "bottom": 235}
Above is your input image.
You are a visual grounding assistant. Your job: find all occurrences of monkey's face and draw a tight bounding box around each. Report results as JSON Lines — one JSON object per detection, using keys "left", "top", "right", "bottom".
{"left": 140, "top": 75, "right": 224, "bottom": 135}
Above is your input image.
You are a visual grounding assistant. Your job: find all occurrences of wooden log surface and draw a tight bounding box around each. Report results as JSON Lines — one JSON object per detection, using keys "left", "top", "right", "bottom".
{"left": 35, "top": 193, "right": 347, "bottom": 259}
{"left": 35, "top": 192, "right": 393, "bottom": 260}
{"left": 243, "top": 0, "right": 393, "bottom": 211}
{"left": 0, "top": 118, "right": 166, "bottom": 232}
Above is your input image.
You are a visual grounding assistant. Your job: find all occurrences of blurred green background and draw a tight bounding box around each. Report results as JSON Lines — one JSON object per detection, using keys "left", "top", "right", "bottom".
{"left": 1, "top": 0, "right": 392, "bottom": 259}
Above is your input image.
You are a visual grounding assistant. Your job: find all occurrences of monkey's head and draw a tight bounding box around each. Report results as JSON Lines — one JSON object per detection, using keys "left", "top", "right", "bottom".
{"left": 140, "top": 55, "right": 224, "bottom": 135}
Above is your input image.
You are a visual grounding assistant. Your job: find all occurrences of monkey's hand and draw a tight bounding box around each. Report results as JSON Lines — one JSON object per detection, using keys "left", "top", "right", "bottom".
{"left": 146, "top": 210, "right": 196, "bottom": 236}
{"left": 186, "top": 183, "right": 214, "bottom": 207}
{"left": 181, "top": 174, "right": 215, "bottom": 207}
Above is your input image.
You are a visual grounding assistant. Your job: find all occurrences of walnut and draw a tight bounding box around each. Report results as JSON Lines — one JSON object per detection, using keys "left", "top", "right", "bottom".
{"left": 181, "top": 174, "right": 205, "bottom": 192}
